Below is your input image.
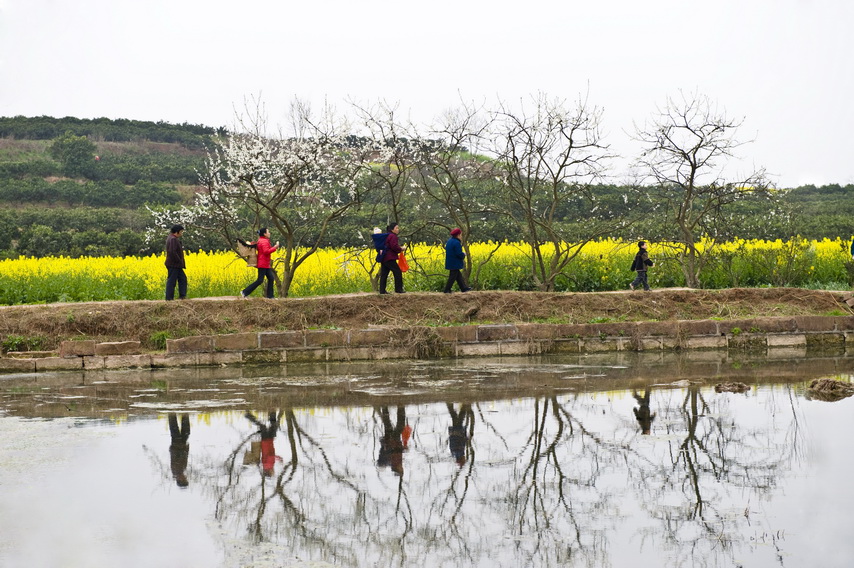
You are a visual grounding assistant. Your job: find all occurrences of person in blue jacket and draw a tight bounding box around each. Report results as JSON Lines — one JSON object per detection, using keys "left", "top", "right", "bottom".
{"left": 850, "top": 237, "right": 854, "bottom": 260}
{"left": 444, "top": 227, "right": 472, "bottom": 293}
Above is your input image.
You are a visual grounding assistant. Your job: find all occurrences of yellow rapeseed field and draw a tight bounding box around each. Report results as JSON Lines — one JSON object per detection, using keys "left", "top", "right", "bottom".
{"left": 0, "top": 238, "right": 850, "bottom": 304}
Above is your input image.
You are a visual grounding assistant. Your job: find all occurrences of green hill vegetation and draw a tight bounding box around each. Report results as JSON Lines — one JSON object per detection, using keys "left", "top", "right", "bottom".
{"left": 0, "top": 115, "right": 851, "bottom": 259}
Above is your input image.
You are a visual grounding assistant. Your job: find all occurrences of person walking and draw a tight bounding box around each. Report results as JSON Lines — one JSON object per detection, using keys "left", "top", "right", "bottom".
{"left": 629, "top": 240, "right": 654, "bottom": 291}
{"left": 244, "top": 411, "right": 283, "bottom": 477}
{"left": 444, "top": 227, "right": 472, "bottom": 293}
{"left": 376, "top": 406, "right": 407, "bottom": 476}
{"left": 168, "top": 413, "right": 191, "bottom": 487}
{"left": 378, "top": 222, "right": 405, "bottom": 294}
{"left": 240, "top": 228, "right": 279, "bottom": 299}
{"left": 164, "top": 224, "right": 187, "bottom": 300}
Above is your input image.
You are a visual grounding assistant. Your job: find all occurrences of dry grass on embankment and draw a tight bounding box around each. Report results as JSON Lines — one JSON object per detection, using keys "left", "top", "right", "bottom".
{"left": 0, "top": 288, "right": 850, "bottom": 352}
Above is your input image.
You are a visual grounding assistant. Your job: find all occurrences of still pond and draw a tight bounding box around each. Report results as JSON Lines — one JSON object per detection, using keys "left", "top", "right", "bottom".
{"left": 1, "top": 352, "right": 853, "bottom": 568}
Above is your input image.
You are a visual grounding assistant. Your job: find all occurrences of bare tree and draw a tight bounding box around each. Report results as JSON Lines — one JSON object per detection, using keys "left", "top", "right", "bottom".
{"left": 489, "top": 93, "right": 625, "bottom": 291}
{"left": 408, "top": 100, "right": 505, "bottom": 287}
{"left": 633, "top": 92, "right": 770, "bottom": 288}
{"left": 349, "top": 100, "right": 425, "bottom": 291}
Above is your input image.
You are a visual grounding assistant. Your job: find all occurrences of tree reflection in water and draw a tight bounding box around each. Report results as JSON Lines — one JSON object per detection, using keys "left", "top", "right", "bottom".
{"left": 169, "top": 385, "right": 805, "bottom": 567}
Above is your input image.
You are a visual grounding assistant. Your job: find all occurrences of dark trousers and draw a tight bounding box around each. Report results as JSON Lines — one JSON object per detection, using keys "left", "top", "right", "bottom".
{"left": 165, "top": 267, "right": 187, "bottom": 300}
{"left": 444, "top": 269, "right": 469, "bottom": 293}
{"left": 243, "top": 268, "right": 276, "bottom": 298}
{"left": 379, "top": 260, "right": 404, "bottom": 293}
{"left": 631, "top": 270, "right": 650, "bottom": 291}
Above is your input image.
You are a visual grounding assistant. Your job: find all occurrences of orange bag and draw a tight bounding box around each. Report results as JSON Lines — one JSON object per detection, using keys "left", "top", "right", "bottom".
{"left": 397, "top": 252, "right": 409, "bottom": 272}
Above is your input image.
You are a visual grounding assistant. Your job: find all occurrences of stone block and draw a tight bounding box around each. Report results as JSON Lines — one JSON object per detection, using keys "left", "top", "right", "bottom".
{"left": 372, "top": 346, "right": 410, "bottom": 360}
{"left": 103, "top": 354, "right": 152, "bottom": 369}
{"left": 305, "top": 329, "right": 346, "bottom": 347}
{"left": 242, "top": 350, "right": 285, "bottom": 365}
{"left": 749, "top": 317, "right": 797, "bottom": 333}
{"left": 767, "top": 334, "right": 807, "bottom": 347}
{"left": 35, "top": 357, "right": 83, "bottom": 371}
{"left": 166, "top": 336, "right": 214, "bottom": 354}
{"left": 659, "top": 336, "right": 681, "bottom": 351}
{"left": 580, "top": 337, "right": 619, "bottom": 352}
{"left": 516, "top": 324, "right": 558, "bottom": 340}
{"left": 548, "top": 324, "right": 582, "bottom": 339}
{"left": 794, "top": 316, "right": 843, "bottom": 332}
{"left": 457, "top": 342, "right": 502, "bottom": 357}
{"left": 637, "top": 321, "right": 680, "bottom": 337}
{"left": 477, "top": 324, "right": 518, "bottom": 342}
{"left": 718, "top": 319, "right": 761, "bottom": 336}
{"left": 259, "top": 331, "right": 304, "bottom": 349}
{"left": 550, "top": 339, "right": 581, "bottom": 353}
{"left": 679, "top": 320, "right": 720, "bottom": 337}
{"left": 284, "top": 348, "right": 328, "bottom": 363}
{"left": 206, "top": 351, "right": 244, "bottom": 366}
{"left": 332, "top": 346, "right": 374, "bottom": 361}
{"left": 639, "top": 338, "right": 663, "bottom": 351}
{"left": 59, "top": 340, "right": 96, "bottom": 357}
{"left": 348, "top": 329, "right": 394, "bottom": 347}
{"left": 591, "top": 322, "right": 638, "bottom": 338}
{"left": 82, "top": 356, "right": 106, "bottom": 369}
{"left": 685, "top": 335, "right": 727, "bottom": 350}
{"left": 805, "top": 332, "right": 845, "bottom": 350}
{"left": 727, "top": 334, "right": 767, "bottom": 351}
{"left": 214, "top": 333, "right": 258, "bottom": 351}
{"left": 6, "top": 351, "right": 57, "bottom": 359}
{"left": 562, "top": 324, "right": 602, "bottom": 338}
{"left": 433, "top": 326, "right": 478, "bottom": 343}
{"left": 95, "top": 341, "right": 141, "bottom": 356}
{"left": 834, "top": 316, "right": 854, "bottom": 331}
{"left": 150, "top": 353, "right": 198, "bottom": 368}
{"left": 0, "top": 358, "right": 36, "bottom": 372}
{"left": 501, "top": 341, "right": 542, "bottom": 355}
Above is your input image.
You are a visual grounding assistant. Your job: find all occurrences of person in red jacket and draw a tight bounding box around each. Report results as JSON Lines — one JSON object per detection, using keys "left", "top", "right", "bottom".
{"left": 244, "top": 411, "right": 283, "bottom": 477}
{"left": 240, "top": 228, "right": 279, "bottom": 299}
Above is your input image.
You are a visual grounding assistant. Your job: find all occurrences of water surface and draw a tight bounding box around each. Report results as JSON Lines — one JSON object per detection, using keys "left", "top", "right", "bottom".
{"left": 1, "top": 352, "right": 853, "bottom": 568}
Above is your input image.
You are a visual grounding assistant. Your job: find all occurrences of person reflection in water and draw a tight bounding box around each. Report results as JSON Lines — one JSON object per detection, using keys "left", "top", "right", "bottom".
{"left": 376, "top": 406, "right": 409, "bottom": 476}
{"left": 245, "top": 411, "right": 283, "bottom": 477}
{"left": 447, "top": 403, "right": 474, "bottom": 467}
{"left": 168, "top": 413, "right": 190, "bottom": 488}
{"left": 632, "top": 389, "right": 657, "bottom": 435}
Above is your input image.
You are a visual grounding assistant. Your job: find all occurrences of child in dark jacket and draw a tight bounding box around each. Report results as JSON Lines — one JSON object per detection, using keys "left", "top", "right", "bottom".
{"left": 630, "top": 241, "right": 654, "bottom": 291}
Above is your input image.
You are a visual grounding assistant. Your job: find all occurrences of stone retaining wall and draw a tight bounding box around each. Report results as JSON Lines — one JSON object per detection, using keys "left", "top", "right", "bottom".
{"left": 2, "top": 315, "right": 853, "bottom": 373}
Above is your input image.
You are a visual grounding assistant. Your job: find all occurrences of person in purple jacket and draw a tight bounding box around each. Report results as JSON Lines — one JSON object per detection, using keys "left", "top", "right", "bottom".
{"left": 378, "top": 222, "right": 405, "bottom": 294}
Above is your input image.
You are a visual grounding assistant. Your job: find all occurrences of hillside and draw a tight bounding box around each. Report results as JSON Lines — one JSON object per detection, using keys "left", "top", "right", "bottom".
{"left": 1, "top": 115, "right": 853, "bottom": 261}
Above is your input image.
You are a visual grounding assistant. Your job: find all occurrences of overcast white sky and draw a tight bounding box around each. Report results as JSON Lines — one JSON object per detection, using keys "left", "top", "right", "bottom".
{"left": 1, "top": 0, "right": 852, "bottom": 188}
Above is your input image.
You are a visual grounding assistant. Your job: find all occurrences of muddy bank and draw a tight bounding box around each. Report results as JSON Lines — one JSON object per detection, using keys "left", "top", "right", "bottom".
{"left": 3, "top": 352, "right": 854, "bottom": 419}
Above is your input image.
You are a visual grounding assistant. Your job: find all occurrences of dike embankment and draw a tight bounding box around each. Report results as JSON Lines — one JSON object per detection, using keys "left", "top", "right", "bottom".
{"left": 2, "top": 314, "right": 854, "bottom": 373}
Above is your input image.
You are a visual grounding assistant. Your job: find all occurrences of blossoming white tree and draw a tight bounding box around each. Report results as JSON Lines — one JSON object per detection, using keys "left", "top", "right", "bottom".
{"left": 151, "top": 99, "right": 388, "bottom": 297}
